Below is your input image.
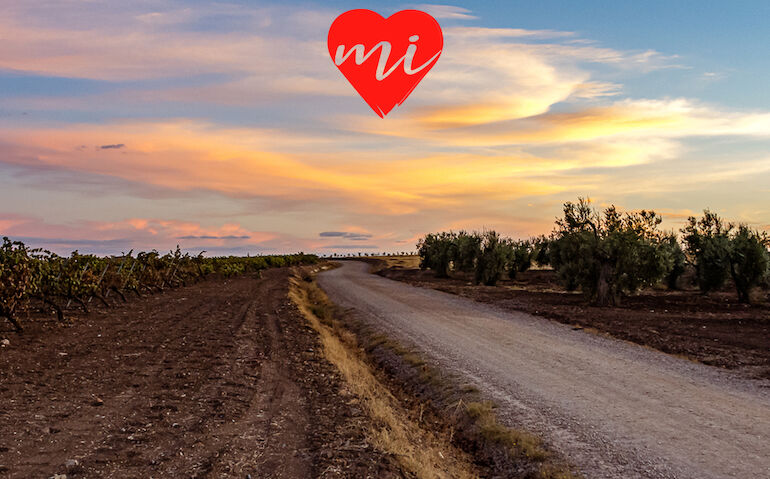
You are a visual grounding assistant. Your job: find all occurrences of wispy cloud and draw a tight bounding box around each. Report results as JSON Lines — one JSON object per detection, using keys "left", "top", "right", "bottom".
{"left": 413, "top": 5, "right": 478, "bottom": 20}
{"left": 177, "top": 235, "right": 251, "bottom": 240}
{"left": 321, "top": 244, "right": 380, "bottom": 250}
{"left": 319, "top": 231, "right": 373, "bottom": 240}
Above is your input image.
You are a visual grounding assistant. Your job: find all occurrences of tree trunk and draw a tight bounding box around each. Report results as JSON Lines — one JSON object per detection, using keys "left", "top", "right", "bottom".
{"left": 730, "top": 264, "right": 751, "bottom": 304}
{"left": 43, "top": 298, "right": 65, "bottom": 323}
{"left": 737, "top": 286, "right": 750, "bottom": 304}
{"left": 595, "top": 262, "right": 615, "bottom": 306}
{"left": 73, "top": 297, "right": 90, "bottom": 314}
{"left": 94, "top": 293, "right": 110, "bottom": 308}
{"left": 110, "top": 286, "right": 127, "bottom": 302}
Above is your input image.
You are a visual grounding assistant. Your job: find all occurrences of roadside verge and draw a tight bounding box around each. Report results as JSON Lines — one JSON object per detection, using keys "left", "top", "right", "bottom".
{"left": 290, "top": 265, "right": 578, "bottom": 479}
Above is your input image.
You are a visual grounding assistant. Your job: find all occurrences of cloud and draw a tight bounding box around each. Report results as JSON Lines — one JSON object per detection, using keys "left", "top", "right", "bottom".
{"left": 0, "top": 213, "right": 280, "bottom": 255}
{"left": 1, "top": 99, "right": 768, "bottom": 227}
{"left": 319, "top": 231, "right": 373, "bottom": 240}
{"left": 0, "top": 213, "right": 31, "bottom": 232}
{"left": 177, "top": 235, "right": 251, "bottom": 240}
{"left": 0, "top": 119, "right": 572, "bottom": 218}
{"left": 100, "top": 143, "right": 125, "bottom": 149}
{"left": 413, "top": 5, "right": 478, "bottom": 20}
{"left": 0, "top": 1, "right": 675, "bottom": 118}
{"left": 318, "top": 25, "right": 677, "bottom": 132}
{"left": 348, "top": 98, "right": 770, "bottom": 147}
{"left": 0, "top": 1, "right": 340, "bottom": 97}
{"left": 442, "top": 26, "right": 574, "bottom": 40}
{"left": 8, "top": 236, "right": 129, "bottom": 249}
{"left": 321, "top": 244, "right": 379, "bottom": 250}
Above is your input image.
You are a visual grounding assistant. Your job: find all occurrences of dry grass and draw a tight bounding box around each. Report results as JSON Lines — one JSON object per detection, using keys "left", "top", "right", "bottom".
{"left": 466, "top": 402, "right": 549, "bottom": 462}
{"left": 289, "top": 269, "right": 479, "bottom": 479}
{"left": 292, "top": 264, "right": 580, "bottom": 479}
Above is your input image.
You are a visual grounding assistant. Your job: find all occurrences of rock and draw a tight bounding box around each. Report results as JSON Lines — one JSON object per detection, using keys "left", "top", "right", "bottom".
{"left": 65, "top": 459, "right": 79, "bottom": 469}
{"left": 49, "top": 475, "right": 67, "bottom": 479}
{"left": 91, "top": 396, "right": 104, "bottom": 406}
{"left": 0, "top": 339, "right": 9, "bottom": 347}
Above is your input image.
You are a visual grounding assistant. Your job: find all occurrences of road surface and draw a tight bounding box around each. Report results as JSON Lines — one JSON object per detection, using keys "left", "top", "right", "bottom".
{"left": 319, "top": 261, "right": 770, "bottom": 479}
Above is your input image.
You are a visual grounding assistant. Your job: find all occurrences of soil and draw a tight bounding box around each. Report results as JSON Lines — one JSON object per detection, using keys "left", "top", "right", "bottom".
{"left": 0, "top": 268, "right": 400, "bottom": 478}
{"left": 375, "top": 265, "right": 770, "bottom": 379}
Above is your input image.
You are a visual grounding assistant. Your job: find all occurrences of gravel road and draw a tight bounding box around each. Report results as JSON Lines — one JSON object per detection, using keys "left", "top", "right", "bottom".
{"left": 319, "top": 261, "right": 770, "bottom": 479}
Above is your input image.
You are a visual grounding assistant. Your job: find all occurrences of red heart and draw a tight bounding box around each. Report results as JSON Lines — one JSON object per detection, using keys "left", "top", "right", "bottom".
{"left": 328, "top": 9, "right": 443, "bottom": 118}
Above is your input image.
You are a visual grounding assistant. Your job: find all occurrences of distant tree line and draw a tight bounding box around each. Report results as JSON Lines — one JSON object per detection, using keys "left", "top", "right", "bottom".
{"left": 418, "top": 231, "right": 536, "bottom": 287}
{"left": 417, "top": 198, "right": 770, "bottom": 306}
{"left": 324, "top": 251, "right": 413, "bottom": 258}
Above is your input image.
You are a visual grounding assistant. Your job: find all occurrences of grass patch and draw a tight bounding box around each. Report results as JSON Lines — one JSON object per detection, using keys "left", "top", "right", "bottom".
{"left": 466, "top": 401, "right": 549, "bottom": 463}
{"left": 289, "top": 269, "right": 479, "bottom": 479}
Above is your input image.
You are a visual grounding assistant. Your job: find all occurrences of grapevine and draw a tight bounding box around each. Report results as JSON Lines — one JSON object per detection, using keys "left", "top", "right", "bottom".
{"left": 0, "top": 237, "right": 317, "bottom": 331}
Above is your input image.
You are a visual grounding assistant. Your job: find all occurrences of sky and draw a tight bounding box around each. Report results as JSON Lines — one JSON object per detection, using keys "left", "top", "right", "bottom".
{"left": 1, "top": 0, "right": 770, "bottom": 255}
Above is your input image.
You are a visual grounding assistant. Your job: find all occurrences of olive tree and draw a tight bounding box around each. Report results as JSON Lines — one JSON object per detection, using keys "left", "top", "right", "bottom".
{"left": 728, "top": 225, "right": 769, "bottom": 303}
{"left": 681, "top": 211, "right": 731, "bottom": 293}
{"left": 548, "top": 199, "right": 672, "bottom": 306}
{"left": 452, "top": 231, "right": 481, "bottom": 273}
{"left": 659, "top": 233, "right": 686, "bottom": 290}
{"left": 531, "top": 235, "right": 551, "bottom": 267}
{"left": 417, "top": 232, "right": 456, "bottom": 277}
{"left": 508, "top": 240, "right": 533, "bottom": 279}
{"left": 474, "top": 231, "right": 512, "bottom": 286}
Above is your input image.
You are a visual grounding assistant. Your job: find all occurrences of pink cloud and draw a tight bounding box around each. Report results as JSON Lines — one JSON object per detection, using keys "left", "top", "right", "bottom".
{"left": 0, "top": 214, "right": 285, "bottom": 255}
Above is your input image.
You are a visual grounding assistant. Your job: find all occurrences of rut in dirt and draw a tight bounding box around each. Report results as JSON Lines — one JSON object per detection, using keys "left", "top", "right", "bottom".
{"left": 319, "top": 261, "right": 770, "bottom": 479}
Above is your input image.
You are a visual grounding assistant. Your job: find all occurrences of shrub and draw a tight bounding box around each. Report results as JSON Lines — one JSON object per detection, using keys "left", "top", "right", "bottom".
{"left": 452, "top": 231, "right": 481, "bottom": 273}
{"left": 659, "top": 234, "right": 686, "bottom": 290}
{"left": 474, "top": 231, "right": 512, "bottom": 286}
{"left": 531, "top": 235, "right": 551, "bottom": 267}
{"left": 417, "top": 232, "right": 456, "bottom": 277}
{"left": 508, "top": 240, "right": 533, "bottom": 279}
{"left": 548, "top": 199, "right": 671, "bottom": 306}
{"left": 728, "top": 225, "right": 769, "bottom": 303}
{"left": 681, "top": 211, "right": 731, "bottom": 293}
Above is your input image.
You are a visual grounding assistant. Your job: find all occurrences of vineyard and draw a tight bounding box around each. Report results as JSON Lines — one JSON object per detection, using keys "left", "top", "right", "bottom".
{"left": 0, "top": 238, "right": 317, "bottom": 331}
{"left": 418, "top": 198, "right": 770, "bottom": 306}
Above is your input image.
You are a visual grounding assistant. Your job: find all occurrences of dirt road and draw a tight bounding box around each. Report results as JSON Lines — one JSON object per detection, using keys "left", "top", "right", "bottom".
{"left": 0, "top": 268, "right": 395, "bottom": 478}
{"left": 319, "top": 262, "right": 770, "bottom": 479}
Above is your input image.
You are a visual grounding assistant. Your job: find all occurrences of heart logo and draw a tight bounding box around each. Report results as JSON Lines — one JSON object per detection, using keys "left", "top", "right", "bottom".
{"left": 328, "top": 9, "right": 443, "bottom": 118}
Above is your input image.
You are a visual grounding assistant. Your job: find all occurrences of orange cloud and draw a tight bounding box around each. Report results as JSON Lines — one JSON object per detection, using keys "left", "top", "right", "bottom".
{"left": 347, "top": 98, "right": 770, "bottom": 148}
{"left": 0, "top": 120, "right": 569, "bottom": 216}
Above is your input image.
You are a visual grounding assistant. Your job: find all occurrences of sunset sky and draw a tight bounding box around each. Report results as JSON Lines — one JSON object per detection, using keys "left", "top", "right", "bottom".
{"left": 2, "top": 1, "right": 770, "bottom": 255}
